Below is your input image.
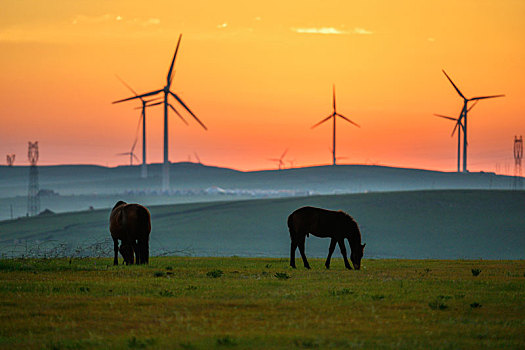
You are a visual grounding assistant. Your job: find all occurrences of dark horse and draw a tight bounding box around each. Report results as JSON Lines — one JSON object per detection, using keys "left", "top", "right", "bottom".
{"left": 109, "top": 201, "right": 151, "bottom": 265}
{"left": 288, "top": 206, "right": 365, "bottom": 270}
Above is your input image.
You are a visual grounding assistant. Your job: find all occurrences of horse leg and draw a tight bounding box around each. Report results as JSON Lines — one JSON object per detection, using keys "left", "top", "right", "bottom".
{"left": 113, "top": 238, "right": 119, "bottom": 266}
{"left": 290, "top": 240, "right": 298, "bottom": 268}
{"left": 298, "top": 239, "right": 311, "bottom": 269}
{"left": 132, "top": 240, "right": 140, "bottom": 264}
{"left": 325, "top": 238, "right": 337, "bottom": 269}
{"left": 143, "top": 240, "right": 149, "bottom": 264}
{"left": 338, "top": 239, "right": 352, "bottom": 270}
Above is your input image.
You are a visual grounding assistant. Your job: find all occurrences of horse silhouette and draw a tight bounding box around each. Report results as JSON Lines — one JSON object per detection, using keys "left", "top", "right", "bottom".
{"left": 288, "top": 206, "right": 365, "bottom": 270}
{"left": 109, "top": 201, "right": 151, "bottom": 265}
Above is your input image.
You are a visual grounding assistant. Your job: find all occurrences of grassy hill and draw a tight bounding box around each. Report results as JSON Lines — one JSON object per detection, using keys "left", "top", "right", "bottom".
{"left": 0, "top": 162, "right": 518, "bottom": 220}
{"left": 1, "top": 190, "right": 523, "bottom": 260}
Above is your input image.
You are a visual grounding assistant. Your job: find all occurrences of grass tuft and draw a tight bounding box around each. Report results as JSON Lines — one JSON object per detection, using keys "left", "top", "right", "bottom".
{"left": 159, "top": 289, "right": 174, "bottom": 297}
{"left": 428, "top": 300, "right": 448, "bottom": 310}
{"left": 127, "top": 336, "right": 156, "bottom": 348}
{"left": 470, "top": 302, "right": 482, "bottom": 308}
{"left": 294, "top": 338, "right": 320, "bottom": 348}
{"left": 274, "top": 272, "right": 291, "bottom": 280}
{"left": 329, "top": 288, "right": 354, "bottom": 296}
{"left": 471, "top": 268, "right": 481, "bottom": 277}
{"left": 206, "top": 269, "right": 224, "bottom": 278}
{"left": 216, "top": 335, "right": 237, "bottom": 346}
{"left": 153, "top": 271, "right": 166, "bottom": 278}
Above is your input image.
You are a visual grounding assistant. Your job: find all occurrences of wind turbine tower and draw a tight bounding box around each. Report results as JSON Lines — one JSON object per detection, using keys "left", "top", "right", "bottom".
{"left": 433, "top": 101, "right": 477, "bottom": 172}
{"left": 115, "top": 76, "right": 154, "bottom": 178}
{"left": 113, "top": 34, "right": 207, "bottom": 191}
{"left": 312, "top": 85, "right": 359, "bottom": 166}
{"left": 514, "top": 135, "right": 523, "bottom": 189}
{"left": 441, "top": 70, "right": 504, "bottom": 172}
{"left": 27, "top": 141, "right": 40, "bottom": 216}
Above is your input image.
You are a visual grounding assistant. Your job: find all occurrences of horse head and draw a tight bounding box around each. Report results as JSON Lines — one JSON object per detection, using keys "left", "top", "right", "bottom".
{"left": 350, "top": 243, "right": 365, "bottom": 270}
{"left": 112, "top": 200, "right": 127, "bottom": 211}
{"left": 119, "top": 243, "right": 134, "bottom": 265}
{"left": 344, "top": 214, "right": 365, "bottom": 270}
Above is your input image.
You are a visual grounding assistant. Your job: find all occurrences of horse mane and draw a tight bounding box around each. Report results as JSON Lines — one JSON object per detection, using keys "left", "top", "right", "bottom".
{"left": 339, "top": 210, "right": 362, "bottom": 245}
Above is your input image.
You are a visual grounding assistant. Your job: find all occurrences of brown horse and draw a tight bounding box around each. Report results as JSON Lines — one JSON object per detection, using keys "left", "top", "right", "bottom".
{"left": 288, "top": 206, "right": 365, "bottom": 270}
{"left": 109, "top": 201, "right": 151, "bottom": 265}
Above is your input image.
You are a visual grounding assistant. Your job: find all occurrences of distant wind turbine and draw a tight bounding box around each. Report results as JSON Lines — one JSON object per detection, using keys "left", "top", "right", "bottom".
{"left": 113, "top": 34, "right": 207, "bottom": 190}
{"left": 441, "top": 69, "right": 504, "bottom": 172}
{"left": 116, "top": 139, "right": 140, "bottom": 166}
{"left": 115, "top": 75, "right": 164, "bottom": 178}
{"left": 434, "top": 101, "right": 477, "bottom": 172}
{"left": 193, "top": 152, "right": 202, "bottom": 164}
{"left": 312, "top": 85, "right": 360, "bottom": 166}
{"left": 268, "top": 149, "right": 288, "bottom": 170}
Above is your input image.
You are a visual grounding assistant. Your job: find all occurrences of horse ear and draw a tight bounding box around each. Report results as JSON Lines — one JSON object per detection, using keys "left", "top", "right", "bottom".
{"left": 362, "top": 243, "right": 366, "bottom": 249}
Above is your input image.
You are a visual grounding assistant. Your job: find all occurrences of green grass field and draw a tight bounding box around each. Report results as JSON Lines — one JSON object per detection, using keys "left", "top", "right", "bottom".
{"left": 0, "top": 257, "right": 523, "bottom": 349}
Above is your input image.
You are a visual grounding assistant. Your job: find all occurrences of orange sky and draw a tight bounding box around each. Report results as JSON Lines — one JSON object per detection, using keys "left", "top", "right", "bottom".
{"left": 1, "top": 0, "right": 524, "bottom": 173}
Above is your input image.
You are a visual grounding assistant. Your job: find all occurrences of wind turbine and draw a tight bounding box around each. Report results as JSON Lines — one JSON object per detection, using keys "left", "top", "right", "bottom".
{"left": 312, "top": 85, "right": 359, "bottom": 166}
{"left": 113, "top": 34, "right": 207, "bottom": 191}
{"left": 434, "top": 101, "right": 477, "bottom": 172}
{"left": 115, "top": 75, "right": 163, "bottom": 178}
{"left": 441, "top": 69, "right": 504, "bottom": 172}
{"left": 268, "top": 149, "right": 288, "bottom": 170}
{"left": 117, "top": 139, "right": 140, "bottom": 166}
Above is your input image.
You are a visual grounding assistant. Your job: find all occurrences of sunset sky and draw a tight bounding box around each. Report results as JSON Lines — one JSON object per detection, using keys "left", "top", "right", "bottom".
{"left": 1, "top": 0, "right": 524, "bottom": 173}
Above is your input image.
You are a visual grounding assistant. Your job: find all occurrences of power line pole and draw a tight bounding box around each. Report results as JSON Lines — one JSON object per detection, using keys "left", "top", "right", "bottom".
{"left": 514, "top": 136, "right": 523, "bottom": 190}
{"left": 27, "top": 141, "right": 40, "bottom": 216}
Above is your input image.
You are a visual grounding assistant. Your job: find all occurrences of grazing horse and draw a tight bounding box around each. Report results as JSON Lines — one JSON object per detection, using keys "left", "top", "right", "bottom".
{"left": 109, "top": 201, "right": 151, "bottom": 265}
{"left": 288, "top": 206, "right": 365, "bottom": 270}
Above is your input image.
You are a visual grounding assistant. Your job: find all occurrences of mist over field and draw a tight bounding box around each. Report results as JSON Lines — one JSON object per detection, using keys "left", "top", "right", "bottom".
{"left": 1, "top": 163, "right": 523, "bottom": 260}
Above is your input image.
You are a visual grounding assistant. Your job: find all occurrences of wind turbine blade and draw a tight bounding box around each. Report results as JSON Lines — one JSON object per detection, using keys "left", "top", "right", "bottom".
{"left": 144, "top": 96, "right": 164, "bottom": 103}
{"left": 442, "top": 69, "right": 465, "bottom": 99}
{"left": 337, "top": 113, "right": 360, "bottom": 128}
{"left": 145, "top": 101, "right": 164, "bottom": 108}
{"left": 170, "top": 69, "right": 176, "bottom": 87}
{"left": 280, "top": 148, "right": 288, "bottom": 160}
{"left": 194, "top": 152, "right": 201, "bottom": 163}
{"left": 169, "top": 91, "right": 207, "bottom": 130}
{"left": 132, "top": 154, "right": 140, "bottom": 162}
{"left": 113, "top": 89, "right": 163, "bottom": 104}
{"left": 311, "top": 115, "right": 333, "bottom": 129}
{"left": 467, "top": 100, "right": 478, "bottom": 112}
{"left": 131, "top": 138, "right": 138, "bottom": 152}
{"left": 116, "top": 152, "right": 129, "bottom": 156}
{"left": 168, "top": 103, "right": 189, "bottom": 126}
{"left": 115, "top": 75, "right": 140, "bottom": 98}
{"left": 332, "top": 85, "right": 336, "bottom": 111}
{"left": 434, "top": 114, "right": 457, "bottom": 121}
{"left": 167, "top": 34, "right": 182, "bottom": 88}
{"left": 470, "top": 94, "right": 505, "bottom": 101}
{"left": 451, "top": 121, "right": 460, "bottom": 137}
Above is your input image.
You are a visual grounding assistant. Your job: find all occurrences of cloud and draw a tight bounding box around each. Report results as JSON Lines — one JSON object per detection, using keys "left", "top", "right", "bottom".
{"left": 72, "top": 14, "right": 115, "bottom": 25}
{"left": 292, "top": 27, "right": 346, "bottom": 35}
{"left": 353, "top": 27, "right": 373, "bottom": 35}
{"left": 292, "top": 27, "right": 373, "bottom": 35}
{"left": 217, "top": 23, "right": 228, "bottom": 29}
{"left": 71, "top": 14, "right": 160, "bottom": 27}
